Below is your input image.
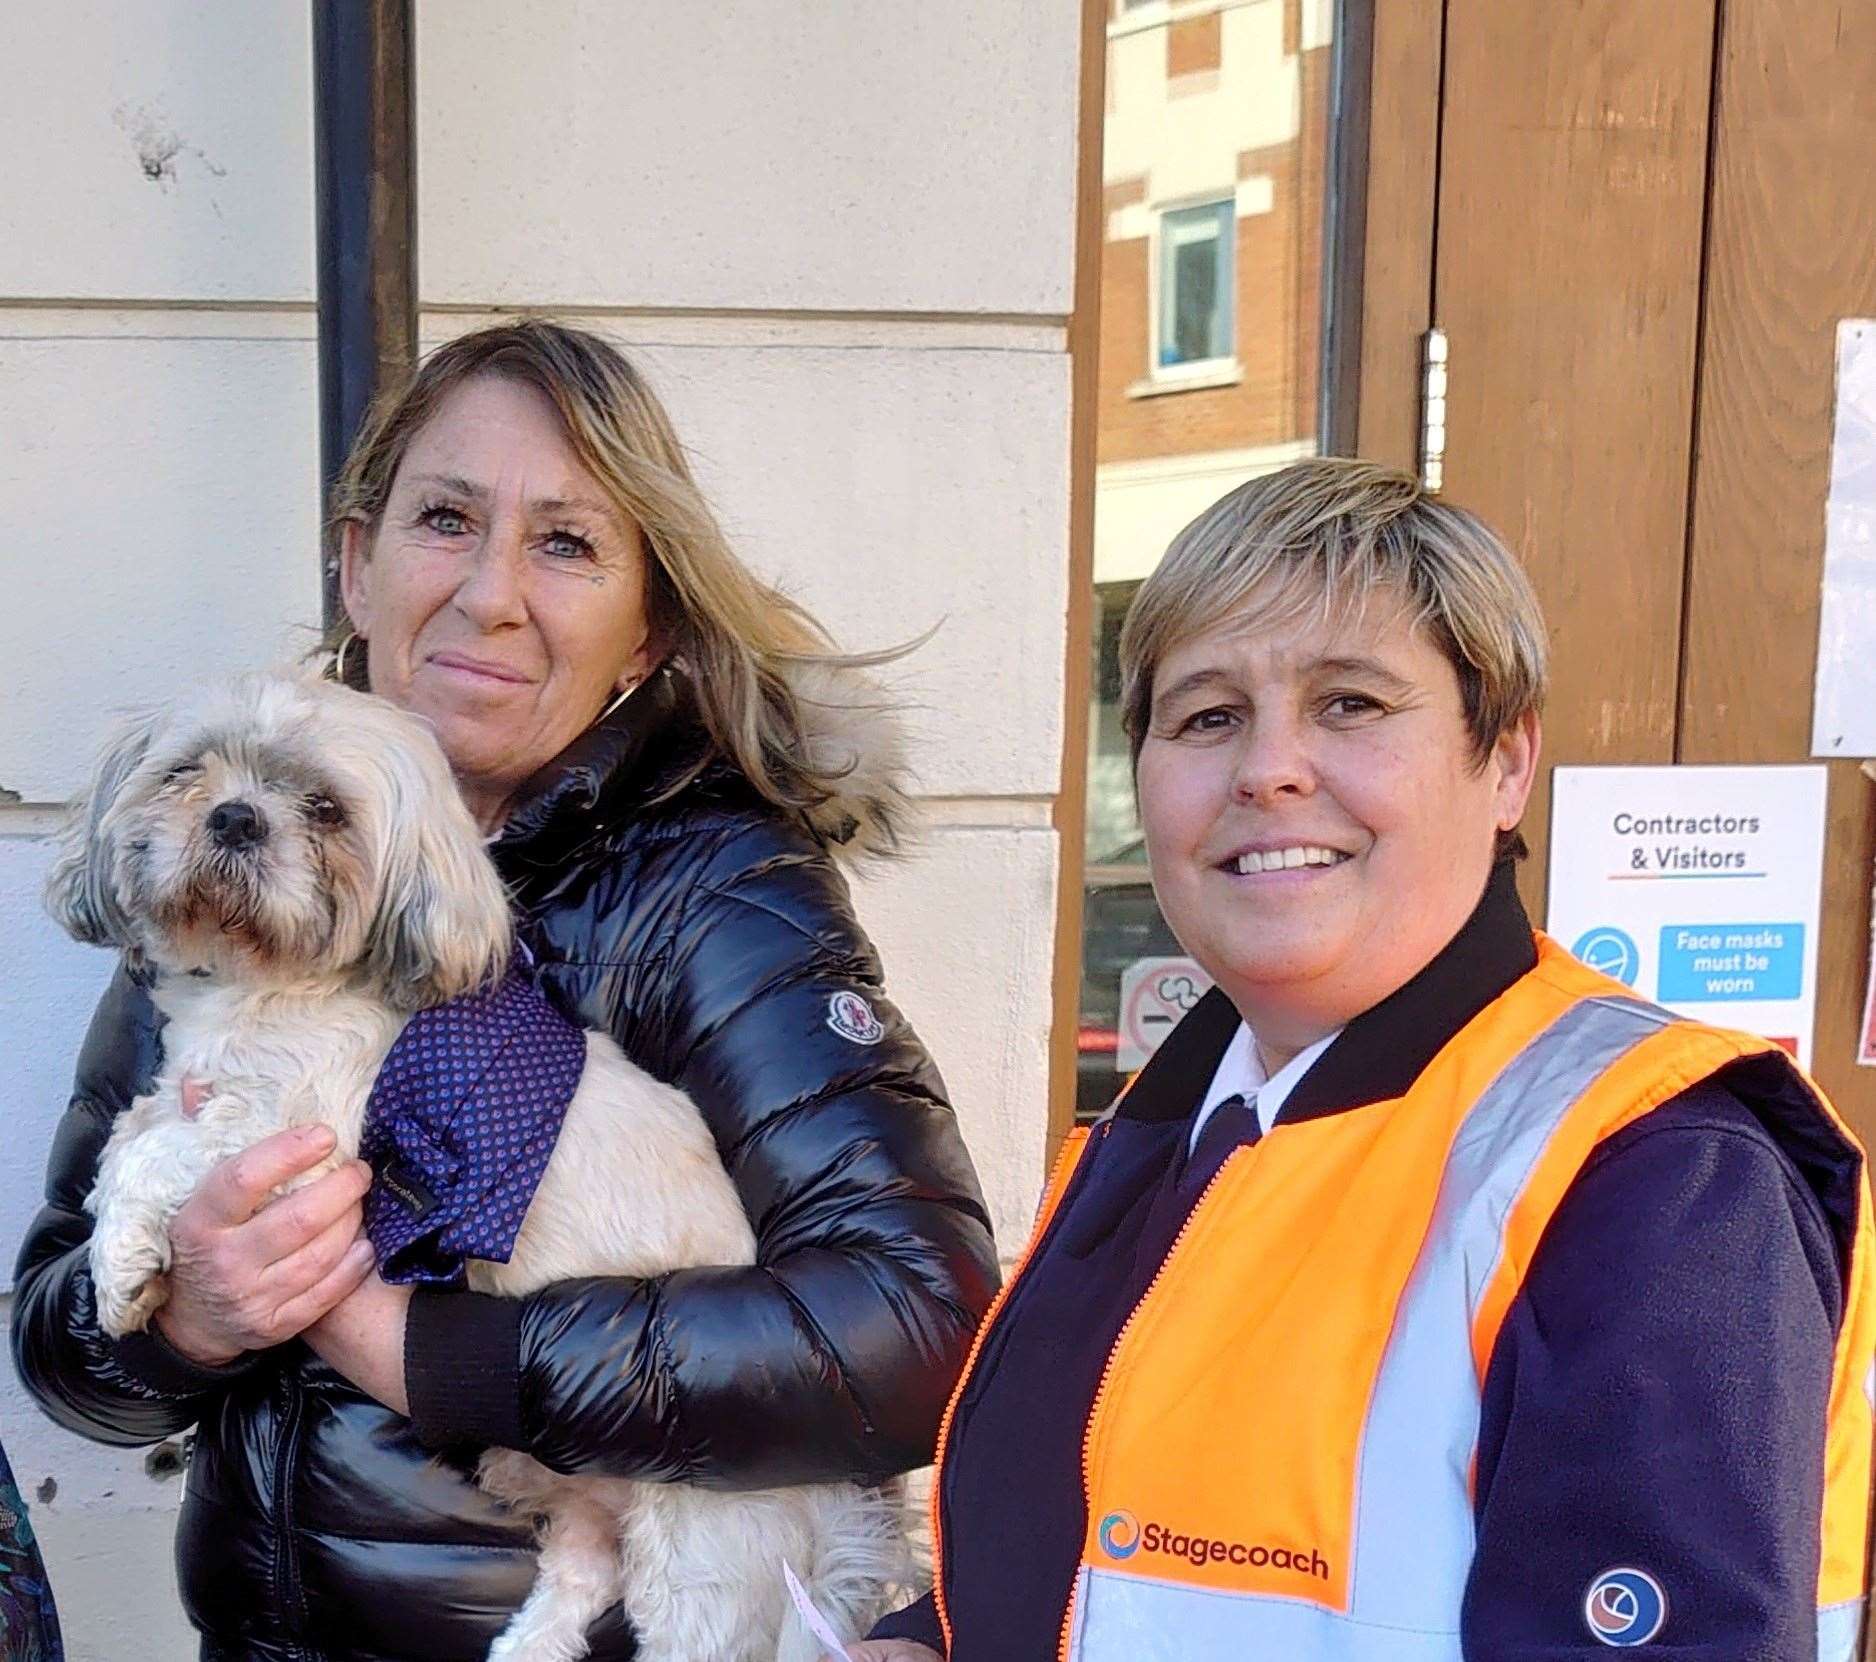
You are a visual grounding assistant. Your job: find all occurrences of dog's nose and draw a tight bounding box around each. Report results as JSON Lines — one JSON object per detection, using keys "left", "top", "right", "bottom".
{"left": 207, "top": 800, "right": 266, "bottom": 851}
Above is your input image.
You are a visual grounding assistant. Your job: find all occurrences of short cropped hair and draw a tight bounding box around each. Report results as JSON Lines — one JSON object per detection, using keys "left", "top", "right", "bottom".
{"left": 1119, "top": 458, "right": 1549, "bottom": 849}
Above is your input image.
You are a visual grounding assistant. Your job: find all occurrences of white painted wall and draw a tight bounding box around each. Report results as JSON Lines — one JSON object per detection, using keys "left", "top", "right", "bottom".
{"left": 418, "top": 1, "right": 1076, "bottom": 315}
{"left": 0, "top": 3, "right": 1083, "bottom": 1657}
{"left": 0, "top": 3, "right": 314, "bottom": 303}
{"left": 0, "top": 324, "right": 324, "bottom": 801}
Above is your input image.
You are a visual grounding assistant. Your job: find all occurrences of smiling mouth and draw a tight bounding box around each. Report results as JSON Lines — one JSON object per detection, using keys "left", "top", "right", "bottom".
{"left": 1223, "top": 846, "right": 1353, "bottom": 875}
{"left": 428, "top": 654, "right": 530, "bottom": 684}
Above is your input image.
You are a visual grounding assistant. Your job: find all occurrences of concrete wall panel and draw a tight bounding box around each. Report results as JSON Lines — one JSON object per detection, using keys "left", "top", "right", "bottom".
{"left": 0, "top": 838, "right": 115, "bottom": 1290}
{"left": 0, "top": 4, "right": 312, "bottom": 302}
{"left": 851, "top": 824, "right": 1057, "bottom": 1249}
{"left": 0, "top": 329, "right": 322, "bottom": 802}
{"left": 418, "top": 0, "right": 1080, "bottom": 316}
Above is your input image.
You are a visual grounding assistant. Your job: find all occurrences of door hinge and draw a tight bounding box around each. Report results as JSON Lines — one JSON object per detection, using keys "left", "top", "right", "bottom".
{"left": 1419, "top": 327, "right": 1448, "bottom": 493}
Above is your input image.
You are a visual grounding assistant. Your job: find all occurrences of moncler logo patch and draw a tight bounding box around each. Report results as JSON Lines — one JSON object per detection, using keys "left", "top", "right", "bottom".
{"left": 826, "top": 990, "right": 885, "bottom": 1046}
{"left": 1584, "top": 1567, "right": 1668, "bottom": 1647}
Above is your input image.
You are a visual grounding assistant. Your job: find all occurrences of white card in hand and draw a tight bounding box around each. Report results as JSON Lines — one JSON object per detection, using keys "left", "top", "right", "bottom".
{"left": 783, "top": 1559, "right": 857, "bottom": 1662}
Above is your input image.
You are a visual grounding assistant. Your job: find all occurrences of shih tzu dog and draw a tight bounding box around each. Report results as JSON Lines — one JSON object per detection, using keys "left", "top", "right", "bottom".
{"left": 45, "top": 672, "right": 905, "bottom": 1662}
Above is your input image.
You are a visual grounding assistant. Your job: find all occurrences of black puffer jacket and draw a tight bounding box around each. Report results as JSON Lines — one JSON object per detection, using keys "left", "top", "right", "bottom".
{"left": 10, "top": 665, "right": 998, "bottom": 1662}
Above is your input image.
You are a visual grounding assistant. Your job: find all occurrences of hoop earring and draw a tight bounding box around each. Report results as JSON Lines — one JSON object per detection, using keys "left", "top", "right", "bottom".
{"left": 597, "top": 677, "right": 642, "bottom": 725}
{"left": 333, "top": 631, "right": 364, "bottom": 686}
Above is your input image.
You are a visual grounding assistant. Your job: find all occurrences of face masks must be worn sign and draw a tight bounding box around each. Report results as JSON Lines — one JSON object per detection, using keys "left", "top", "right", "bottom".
{"left": 1547, "top": 766, "right": 1829, "bottom": 1068}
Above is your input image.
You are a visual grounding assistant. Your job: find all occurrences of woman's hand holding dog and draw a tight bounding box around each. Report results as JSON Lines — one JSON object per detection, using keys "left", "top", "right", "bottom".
{"left": 153, "top": 1125, "right": 376, "bottom": 1366}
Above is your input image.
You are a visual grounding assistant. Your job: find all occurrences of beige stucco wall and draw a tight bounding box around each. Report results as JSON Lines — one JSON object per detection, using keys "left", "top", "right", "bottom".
{"left": 0, "top": 4, "right": 1083, "bottom": 1655}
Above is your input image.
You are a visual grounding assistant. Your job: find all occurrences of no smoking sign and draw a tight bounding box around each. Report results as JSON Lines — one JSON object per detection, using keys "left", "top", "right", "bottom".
{"left": 1117, "top": 956, "right": 1215, "bottom": 1073}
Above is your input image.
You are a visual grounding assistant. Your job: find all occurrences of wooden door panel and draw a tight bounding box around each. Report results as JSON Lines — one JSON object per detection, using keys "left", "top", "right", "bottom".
{"left": 1432, "top": 0, "right": 1719, "bottom": 915}
{"left": 1680, "top": 0, "right": 1876, "bottom": 1131}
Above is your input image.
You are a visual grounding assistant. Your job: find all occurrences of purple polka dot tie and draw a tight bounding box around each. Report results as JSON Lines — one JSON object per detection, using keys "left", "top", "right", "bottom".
{"left": 361, "top": 966, "right": 586, "bottom": 1285}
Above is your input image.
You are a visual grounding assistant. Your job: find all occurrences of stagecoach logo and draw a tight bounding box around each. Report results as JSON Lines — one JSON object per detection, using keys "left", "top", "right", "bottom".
{"left": 1096, "top": 1509, "right": 1328, "bottom": 1579}
{"left": 1583, "top": 1566, "right": 1668, "bottom": 1647}
{"left": 1097, "top": 1511, "right": 1141, "bottom": 1560}
{"left": 826, "top": 990, "right": 885, "bottom": 1046}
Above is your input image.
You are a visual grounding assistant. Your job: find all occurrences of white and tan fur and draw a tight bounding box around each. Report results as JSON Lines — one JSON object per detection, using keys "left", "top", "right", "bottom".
{"left": 46, "top": 672, "right": 907, "bottom": 1662}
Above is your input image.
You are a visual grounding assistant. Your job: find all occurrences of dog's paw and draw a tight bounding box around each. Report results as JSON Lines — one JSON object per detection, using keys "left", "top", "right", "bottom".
{"left": 486, "top": 1608, "right": 595, "bottom": 1662}
{"left": 91, "top": 1227, "right": 171, "bottom": 1338}
{"left": 486, "top": 1624, "right": 579, "bottom": 1662}
{"left": 96, "top": 1272, "right": 169, "bottom": 1339}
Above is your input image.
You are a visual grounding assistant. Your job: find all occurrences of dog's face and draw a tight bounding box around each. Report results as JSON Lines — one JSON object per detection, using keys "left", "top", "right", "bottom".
{"left": 47, "top": 674, "right": 511, "bottom": 1008}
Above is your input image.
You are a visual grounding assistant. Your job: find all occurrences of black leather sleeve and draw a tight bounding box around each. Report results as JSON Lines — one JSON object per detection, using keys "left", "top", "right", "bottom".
{"left": 10, "top": 964, "right": 254, "bottom": 1445}
{"left": 406, "top": 815, "right": 999, "bottom": 1489}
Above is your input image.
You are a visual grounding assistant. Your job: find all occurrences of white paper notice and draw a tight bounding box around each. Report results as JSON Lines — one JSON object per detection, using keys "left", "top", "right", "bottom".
{"left": 1547, "top": 765, "right": 1829, "bottom": 1067}
{"left": 782, "top": 1560, "right": 856, "bottom": 1662}
{"left": 1812, "top": 318, "right": 1876, "bottom": 757}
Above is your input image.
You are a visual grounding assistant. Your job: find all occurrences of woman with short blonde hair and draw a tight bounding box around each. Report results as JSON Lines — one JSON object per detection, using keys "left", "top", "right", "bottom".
{"left": 855, "top": 457, "right": 1873, "bottom": 1661}
{"left": 1121, "top": 458, "right": 1547, "bottom": 768}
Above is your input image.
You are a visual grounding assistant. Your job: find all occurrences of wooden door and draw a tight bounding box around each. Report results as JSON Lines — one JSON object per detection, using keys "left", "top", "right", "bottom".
{"left": 1428, "top": 0, "right": 1721, "bottom": 916}
{"left": 1680, "top": 0, "right": 1876, "bottom": 1134}
{"left": 1362, "top": 0, "right": 1875, "bottom": 1139}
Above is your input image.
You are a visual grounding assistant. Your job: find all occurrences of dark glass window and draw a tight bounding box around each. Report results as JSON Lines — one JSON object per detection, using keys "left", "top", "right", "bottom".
{"left": 1159, "top": 200, "right": 1234, "bottom": 367}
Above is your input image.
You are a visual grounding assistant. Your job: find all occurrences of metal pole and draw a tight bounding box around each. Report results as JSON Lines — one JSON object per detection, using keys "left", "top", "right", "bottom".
{"left": 1319, "top": 0, "right": 1375, "bottom": 459}
{"left": 313, "top": 0, "right": 417, "bottom": 625}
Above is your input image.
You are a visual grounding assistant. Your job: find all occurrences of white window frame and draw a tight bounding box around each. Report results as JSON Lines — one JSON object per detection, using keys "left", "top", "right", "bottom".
{"left": 1148, "top": 196, "right": 1237, "bottom": 388}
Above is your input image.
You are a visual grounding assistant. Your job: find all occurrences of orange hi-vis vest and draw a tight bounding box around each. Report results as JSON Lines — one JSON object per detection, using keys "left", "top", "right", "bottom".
{"left": 931, "top": 938, "right": 1876, "bottom": 1661}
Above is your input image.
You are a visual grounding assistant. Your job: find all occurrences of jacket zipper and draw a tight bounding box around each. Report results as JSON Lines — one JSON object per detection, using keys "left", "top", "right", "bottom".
{"left": 1056, "top": 1145, "right": 1251, "bottom": 1662}
{"left": 932, "top": 1126, "right": 1107, "bottom": 1653}
{"left": 271, "top": 1366, "right": 312, "bottom": 1662}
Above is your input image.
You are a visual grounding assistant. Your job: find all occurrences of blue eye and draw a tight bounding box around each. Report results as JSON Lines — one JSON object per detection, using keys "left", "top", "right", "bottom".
{"left": 542, "top": 530, "right": 596, "bottom": 560}
{"left": 417, "top": 502, "right": 470, "bottom": 535}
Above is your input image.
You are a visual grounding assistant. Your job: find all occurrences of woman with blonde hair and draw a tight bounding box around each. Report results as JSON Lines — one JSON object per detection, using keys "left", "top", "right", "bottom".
{"left": 854, "top": 458, "right": 1874, "bottom": 1659}
{"left": 14, "top": 319, "right": 997, "bottom": 1661}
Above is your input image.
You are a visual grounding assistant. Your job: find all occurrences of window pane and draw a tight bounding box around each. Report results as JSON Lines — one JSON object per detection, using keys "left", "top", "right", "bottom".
{"left": 1080, "top": 0, "right": 1348, "bottom": 1117}
{"left": 1160, "top": 201, "right": 1234, "bottom": 366}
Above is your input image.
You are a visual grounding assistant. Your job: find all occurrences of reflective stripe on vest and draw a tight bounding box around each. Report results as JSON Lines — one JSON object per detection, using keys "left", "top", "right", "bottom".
{"left": 933, "top": 938, "right": 1876, "bottom": 1661}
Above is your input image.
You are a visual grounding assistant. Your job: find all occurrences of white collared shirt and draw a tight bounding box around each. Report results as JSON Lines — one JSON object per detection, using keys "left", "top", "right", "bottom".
{"left": 1188, "top": 1022, "right": 1342, "bottom": 1153}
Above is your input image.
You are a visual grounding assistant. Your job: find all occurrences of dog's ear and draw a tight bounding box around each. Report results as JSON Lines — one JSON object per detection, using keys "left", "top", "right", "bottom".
{"left": 364, "top": 774, "right": 513, "bottom": 1011}
{"left": 44, "top": 708, "right": 163, "bottom": 950}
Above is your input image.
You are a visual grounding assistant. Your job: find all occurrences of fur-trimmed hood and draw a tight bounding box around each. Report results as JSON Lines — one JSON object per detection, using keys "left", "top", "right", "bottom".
{"left": 494, "top": 658, "right": 915, "bottom": 870}
{"left": 783, "top": 660, "right": 915, "bottom": 862}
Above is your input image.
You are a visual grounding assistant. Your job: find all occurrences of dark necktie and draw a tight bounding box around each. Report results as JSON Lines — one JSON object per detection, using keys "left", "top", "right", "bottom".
{"left": 1180, "top": 1091, "right": 1261, "bottom": 1199}
{"left": 1128, "top": 1093, "right": 1265, "bottom": 1277}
